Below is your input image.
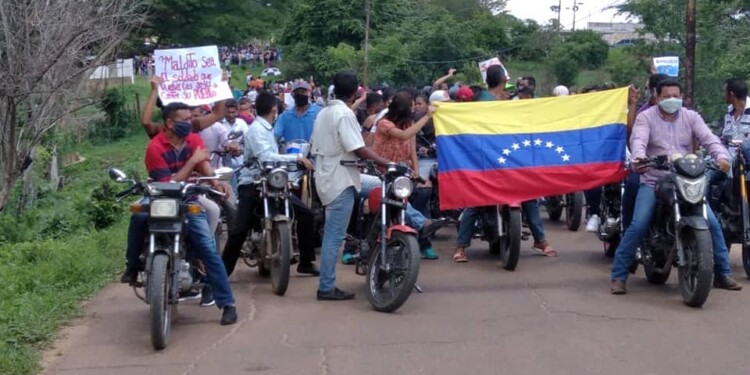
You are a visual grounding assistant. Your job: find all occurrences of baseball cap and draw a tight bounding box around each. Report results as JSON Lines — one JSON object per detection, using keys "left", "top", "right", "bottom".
{"left": 429, "top": 90, "right": 450, "bottom": 103}
{"left": 456, "top": 87, "right": 474, "bottom": 102}
{"left": 292, "top": 80, "right": 311, "bottom": 91}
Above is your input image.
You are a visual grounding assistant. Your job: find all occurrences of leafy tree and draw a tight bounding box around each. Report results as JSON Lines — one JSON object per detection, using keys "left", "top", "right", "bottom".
{"left": 564, "top": 30, "right": 610, "bottom": 69}
{"left": 550, "top": 49, "right": 579, "bottom": 87}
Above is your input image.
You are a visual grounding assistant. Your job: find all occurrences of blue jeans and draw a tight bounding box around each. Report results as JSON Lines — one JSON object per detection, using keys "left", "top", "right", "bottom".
{"left": 622, "top": 172, "right": 640, "bottom": 229}
{"left": 126, "top": 211, "right": 235, "bottom": 308}
{"left": 611, "top": 185, "right": 732, "bottom": 281}
{"left": 319, "top": 187, "right": 356, "bottom": 293}
{"left": 456, "top": 200, "right": 545, "bottom": 248}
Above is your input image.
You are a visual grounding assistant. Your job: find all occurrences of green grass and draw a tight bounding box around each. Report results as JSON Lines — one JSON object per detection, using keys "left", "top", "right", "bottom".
{"left": 0, "top": 131, "right": 149, "bottom": 375}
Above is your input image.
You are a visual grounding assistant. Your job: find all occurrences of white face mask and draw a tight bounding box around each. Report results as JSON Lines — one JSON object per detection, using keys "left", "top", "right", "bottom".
{"left": 658, "top": 97, "right": 683, "bottom": 114}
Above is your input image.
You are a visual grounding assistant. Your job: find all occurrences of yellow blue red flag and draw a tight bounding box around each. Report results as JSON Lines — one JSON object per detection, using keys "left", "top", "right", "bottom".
{"left": 433, "top": 88, "right": 630, "bottom": 210}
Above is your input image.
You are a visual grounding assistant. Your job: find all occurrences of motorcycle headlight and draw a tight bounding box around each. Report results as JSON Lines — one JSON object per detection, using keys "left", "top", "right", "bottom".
{"left": 268, "top": 168, "right": 288, "bottom": 189}
{"left": 675, "top": 176, "right": 706, "bottom": 204}
{"left": 150, "top": 199, "right": 179, "bottom": 218}
{"left": 392, "top": 176, "right": 414, "bottom": 199}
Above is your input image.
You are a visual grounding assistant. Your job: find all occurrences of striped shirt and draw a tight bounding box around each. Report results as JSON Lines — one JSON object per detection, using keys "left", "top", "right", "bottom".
{"left": 145, "top": 131, "right": 206, "bottom": 182}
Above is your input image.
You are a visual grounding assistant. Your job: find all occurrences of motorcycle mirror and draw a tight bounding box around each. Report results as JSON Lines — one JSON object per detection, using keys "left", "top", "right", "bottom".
{"left": 214, "top": 167, "right": 234, "bottom": 181}
{"left": 108, "top": 168, "right": 128, "bottom": 182}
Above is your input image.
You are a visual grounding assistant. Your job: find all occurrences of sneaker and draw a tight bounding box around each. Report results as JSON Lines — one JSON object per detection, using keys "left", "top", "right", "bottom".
{"left": 178, "top": 289, "right": 202, "bottom": 302}
{"left": 221, "top": 305, "right": 238, "bottom": 325}
{"left": 421, "top": 247, "right": 439, "bottom": 260}
{"left": 342, "top": 252, "right": 356, "bottom": 265}
{"left": 586, "top": 214, "right": 601, "bottom": 232}
{"left": 200, "top": 286, "right": 215, "bottom": 307}
{"left": 317, "top": 287, "right": 355, "bottom": 301}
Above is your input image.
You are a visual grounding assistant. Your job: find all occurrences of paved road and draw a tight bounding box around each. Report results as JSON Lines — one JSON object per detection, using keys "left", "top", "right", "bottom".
{"left": 42, "top": 221, "right": 750, "bottom": 375}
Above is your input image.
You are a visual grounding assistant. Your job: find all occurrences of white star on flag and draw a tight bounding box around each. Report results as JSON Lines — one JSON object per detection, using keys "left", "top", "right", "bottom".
{"left": 523, "top": 140, "right": 531, "bottom": 147}
{"left": 503, "top": 149, "right": 511, "bottom": 155}
{"left": 562, "top": 154, "right": 571, "bottom": 162}
{"left": 555, "top": 146, "right": 565, "bottom": 154}
{"left": 546, "top": 141, "right": 554, "bottom": 148}
{"left": 534, "top": 139, "right": 542, "bottom": 146}
{"left": 512, "top": 143, "right": 520, "bottom": 150}
{"left": 498, "top": 157, "right": 507, "bottom": 164}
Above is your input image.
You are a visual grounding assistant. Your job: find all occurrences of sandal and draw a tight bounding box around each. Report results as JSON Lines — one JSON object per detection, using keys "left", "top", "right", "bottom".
{"left": 532, "top": 244, "right": 558, "bottom": 257}
{"left": 453, "top": 249, "right": 468, "bottom": 263}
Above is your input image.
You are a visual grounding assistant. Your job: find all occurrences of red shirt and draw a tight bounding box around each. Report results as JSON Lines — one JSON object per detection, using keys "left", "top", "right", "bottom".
{"left": 145, "top": 131, "right": 206, "bottom": 182}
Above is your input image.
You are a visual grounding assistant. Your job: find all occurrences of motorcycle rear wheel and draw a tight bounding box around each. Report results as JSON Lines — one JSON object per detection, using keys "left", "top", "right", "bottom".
{"left": 366, "top": 232, "right": 420, "bottom": 313}
{"left": 148, "top": 254, "right": 172, "bottom": 350}
{"left": 500, "top": 208, "right": 521, "bottom": 271}
{"left": 269, "top": 222, "right": 292, "bottom": 296}
{"left": 566, "top": 192, "right": 584, "bottom": 231}
{"left": 678, "top": 229, "right": 714, "bottom": 307}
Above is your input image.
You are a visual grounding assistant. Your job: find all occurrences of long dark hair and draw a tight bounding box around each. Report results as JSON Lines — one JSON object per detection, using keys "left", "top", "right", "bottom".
{"left": 385, "top": 91, "right": 413, "bottom": 129}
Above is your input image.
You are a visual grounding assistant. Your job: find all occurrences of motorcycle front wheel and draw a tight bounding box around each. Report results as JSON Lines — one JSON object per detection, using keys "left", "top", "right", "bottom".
{"left": 269, "top": 222, "right": 292, "bottom": 296}
{"left": 148, "top": 253, "right": 172, "bottom": 350}
{"left": 366, "top": 232, "right": 420, "bottom": 313}
{"left": 678, "top": 229, "right": 714, "bottom": 307}
{"left": 565, "top": 192, "right": 584, "bottom": 231}
{"left": 500, "top": 208, "right": 521, "bottom": 271}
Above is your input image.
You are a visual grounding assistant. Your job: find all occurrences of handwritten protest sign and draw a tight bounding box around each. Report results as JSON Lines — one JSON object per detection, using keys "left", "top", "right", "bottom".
{"left": 154, "top": 45, "right": 233, "bottom": 106}
{"left": 653, "top": 56, "right": 679, "bottom": 77}
{"left": 478, "top": 57, "right": 510, "bottom": 82}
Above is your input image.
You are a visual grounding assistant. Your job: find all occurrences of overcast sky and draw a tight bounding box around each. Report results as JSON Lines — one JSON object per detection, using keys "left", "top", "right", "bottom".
{"left": 505, "top": 0, "right": 634, "bottom": 29}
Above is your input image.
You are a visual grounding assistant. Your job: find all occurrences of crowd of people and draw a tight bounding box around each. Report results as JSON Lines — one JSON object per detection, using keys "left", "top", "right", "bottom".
{"left": 220, "top": 44, "right": 281, "bottom": 67}
{"left": 120, "top": 62, "right": 750, "bottom": 325}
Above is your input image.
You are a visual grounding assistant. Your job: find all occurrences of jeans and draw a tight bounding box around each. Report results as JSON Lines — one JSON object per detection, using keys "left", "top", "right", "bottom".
{"left": 197, "top": 195, "right": 220, "bottom": 234}
{"left": 622, "top": 172, "right": 640, "bottom": 229}
{"left": 611, "top": 185, "right": 732, "bottom": 281}
{"left": 410, "top": 187, "right": 433, "bottom": 250}
{"left": 222, "top": 183, "right": 316, "bottom": 277}
{"left": 584, "top": 188, "right": 602, "bottom": 217}
{"left": 456, "top": 200, "right": 545, "bottom": 248}
{"left": 124, "top": 210, "right": 235, "bottom": 308}
{"left": 319, "top": 187, "right": 356, "bottom": 292}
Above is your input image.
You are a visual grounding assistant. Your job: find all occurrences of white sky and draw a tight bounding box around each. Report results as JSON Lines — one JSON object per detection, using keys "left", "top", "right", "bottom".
{"left": 505, "top": 0, "right": 634, "bottom": 29}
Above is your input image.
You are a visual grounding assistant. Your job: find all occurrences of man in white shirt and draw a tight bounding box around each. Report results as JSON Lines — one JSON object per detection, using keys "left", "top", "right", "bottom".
{"left": 220, "top": 99, "right": 249, "bottom": 200}
{"left": 310, "top": 71, "right": 391, "bottom": 301}
{"left": 221, "top": 92, "right": 319, "bottom": 277}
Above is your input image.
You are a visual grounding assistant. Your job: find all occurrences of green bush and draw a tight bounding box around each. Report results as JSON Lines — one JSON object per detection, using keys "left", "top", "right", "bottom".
{"left": 86, "top": 181, "right": 122, "bottom": 230}
{"left": 551, "top": 50, "right": 579, "bottom": 87}
{"left": 91, "top": 88, "right": 137, "bottom": 142}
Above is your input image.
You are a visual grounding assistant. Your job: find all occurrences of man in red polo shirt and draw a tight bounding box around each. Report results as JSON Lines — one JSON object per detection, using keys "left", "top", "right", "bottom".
{"left": 128, "top": 102, "right": 238, "bottom": 325}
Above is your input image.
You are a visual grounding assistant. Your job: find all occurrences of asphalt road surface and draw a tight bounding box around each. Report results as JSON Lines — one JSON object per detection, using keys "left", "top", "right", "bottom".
{"left": 41, "top": 220, "right": 750, "bottom": 375}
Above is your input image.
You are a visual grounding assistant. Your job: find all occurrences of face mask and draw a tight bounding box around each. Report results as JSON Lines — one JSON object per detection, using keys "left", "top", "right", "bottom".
{"left": 173, "top": 121, "right": 192, "bottom": 138}
{"left": 658, "top": 97, "right": 683, "bottom": 114}
{"left": 293, "top": 93, "right": 309, "bottom": 107}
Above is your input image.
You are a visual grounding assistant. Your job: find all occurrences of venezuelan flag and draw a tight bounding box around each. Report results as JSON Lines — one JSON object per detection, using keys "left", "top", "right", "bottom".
{"left": 433, "top": 88, "right": 629, "bottom": 210}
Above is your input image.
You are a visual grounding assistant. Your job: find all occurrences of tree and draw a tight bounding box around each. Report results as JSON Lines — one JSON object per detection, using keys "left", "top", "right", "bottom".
{"left": 550, "top": 50, "right": 579, "bottom": 87}
{"left": 564, "top": 30, "right": 610, "bottom": 69}
{"left": 0, "top": 1, "right": 144, "bottom": 210}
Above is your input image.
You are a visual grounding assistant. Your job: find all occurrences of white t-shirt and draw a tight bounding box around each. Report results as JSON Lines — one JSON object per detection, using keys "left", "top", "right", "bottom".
{"left": 310, "top": 100, "right": 366, "bottom": 206}
{"left": 220, "top": 118, "right": 249, "bottom": 167}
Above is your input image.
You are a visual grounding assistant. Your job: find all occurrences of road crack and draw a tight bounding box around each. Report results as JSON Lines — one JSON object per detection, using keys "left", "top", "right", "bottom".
{"left": 181, "top": 285, "right": 257, "bottom": 375}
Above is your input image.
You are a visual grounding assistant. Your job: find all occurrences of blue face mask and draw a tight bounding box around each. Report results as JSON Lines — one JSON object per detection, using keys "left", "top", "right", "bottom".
{"left": 658, "top": 98, "right": 683, "bottom": 114}
{"left": 173, "top": 121, "right": 192, "bottom": 138}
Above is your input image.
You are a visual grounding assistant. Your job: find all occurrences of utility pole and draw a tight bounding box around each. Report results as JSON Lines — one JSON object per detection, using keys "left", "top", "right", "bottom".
{"left": 569, "top": 0, "right": 583, "bottom": 31}
{"left": 550, "top": 0, "right": 562, "bottom": 32}
{"left": 363, "top": 0, "right": 371, "bottom": 88}
{"left": 685, "top": 0, "right": 696, "bottom": 108}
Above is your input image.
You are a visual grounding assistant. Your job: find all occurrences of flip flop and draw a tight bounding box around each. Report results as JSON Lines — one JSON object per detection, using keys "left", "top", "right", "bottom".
{"left": 532, "top": 245, "right": 558, "bottom": 257}
{"left": 453, "top": 250, "right": 468, "bottom": 263}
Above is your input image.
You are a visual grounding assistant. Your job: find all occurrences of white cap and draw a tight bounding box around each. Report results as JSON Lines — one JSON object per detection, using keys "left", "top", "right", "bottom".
{"left": 429, "top": 90, "right": 450, "bottom": 103}
{"left": 552, "top": 85, "right": 569, "bottom": 96}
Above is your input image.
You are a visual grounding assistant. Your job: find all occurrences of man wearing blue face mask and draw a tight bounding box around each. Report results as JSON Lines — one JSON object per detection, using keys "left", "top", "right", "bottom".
{"left": 610, "top": 79, "right": 742, "bottom": 295}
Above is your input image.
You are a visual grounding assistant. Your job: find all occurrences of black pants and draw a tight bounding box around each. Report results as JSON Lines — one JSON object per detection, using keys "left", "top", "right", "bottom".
{"left": 222, "top": 184, "right": 316, "bottom": 276}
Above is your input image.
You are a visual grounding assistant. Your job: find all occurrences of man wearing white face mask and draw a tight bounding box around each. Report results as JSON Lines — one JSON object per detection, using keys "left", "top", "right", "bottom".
{"left": 610, "top": 79, "right": 742, "bottom": 295}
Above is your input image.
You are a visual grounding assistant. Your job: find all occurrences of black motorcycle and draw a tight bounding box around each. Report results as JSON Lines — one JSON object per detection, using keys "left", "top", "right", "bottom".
{"left": 634, "top": 154, "right": 714, "bottom": 307}
{"left": 342, "top": 161, "right": 421, "bottom": 313}
{"left": 542, "top": 192, "right": 584, "bottom": 231}
{"left": 239, "top": 159, "right": 299, "bottom": 296}
{"left": 598, "top": 181, "right": 625, "bottom": 258}
{"left": 459, "top": 204, "right": 527, "bottom": 271}
{"left": 709, "top": 139, "right": 750, "bottom": 278}
{"left": 109, "top": 167, "right": 230, "bottom": 349}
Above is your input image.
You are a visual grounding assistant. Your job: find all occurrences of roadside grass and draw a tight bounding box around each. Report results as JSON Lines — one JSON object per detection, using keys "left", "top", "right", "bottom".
{"left": 0, "top": 131, "right": 149, "bottom": 375}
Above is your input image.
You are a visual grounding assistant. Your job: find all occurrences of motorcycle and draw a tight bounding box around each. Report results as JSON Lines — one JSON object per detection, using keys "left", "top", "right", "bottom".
{"left": 709, "top": 139, "right": 750, "bottom": 278}
{"left": 459, "top": 204, "right": 527, "bottom": 271}
{"left": 598, "top": 181, "right": 625, "bottom": 258}
{"left": 541, "top": 192, "right": 584, "bottom": 231}
{"left": 341, "top": 160, "right": 421, "bottom": 313}
{"left": 108, "top": 167, "right": 232, "bottom": 350}
{"left": 633, "top": 154, "right": 714, "bottom": 307}
{"left": 239, "top": 158, "right": 300, "bottom": 296}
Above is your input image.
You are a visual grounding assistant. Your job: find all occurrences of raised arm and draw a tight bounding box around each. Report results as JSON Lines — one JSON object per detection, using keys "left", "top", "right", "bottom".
{"left": 141, "top": 76, "right": 164, "bottom": 138}
{"left": 381, "top": 107, "right": 435, "bottom": 141}
{"left": 432, "top": 68, "right": 456, "bottom": 89}
{"left": 626, "top": 85, "right": 640, "bottom": 140}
